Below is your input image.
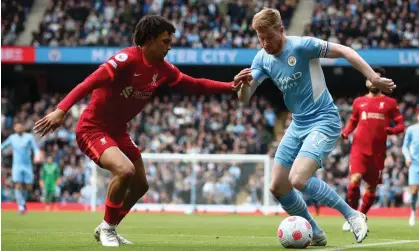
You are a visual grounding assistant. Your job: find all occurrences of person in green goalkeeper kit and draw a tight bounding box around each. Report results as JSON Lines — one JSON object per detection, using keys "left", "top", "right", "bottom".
{"left": 40, "top": 155, "right": 61, "bottom": 211}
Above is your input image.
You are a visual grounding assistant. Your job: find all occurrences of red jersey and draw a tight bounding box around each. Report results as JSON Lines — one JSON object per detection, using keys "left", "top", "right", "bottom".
{"left": 57, "top": 46, "right": 234, "bottom": 132}
{"left": 342, "top": 94, "right": 404, "bottom": 156}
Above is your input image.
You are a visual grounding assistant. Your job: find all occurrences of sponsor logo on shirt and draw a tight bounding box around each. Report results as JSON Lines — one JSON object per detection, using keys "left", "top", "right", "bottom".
{"left": 361, "top": 111, "right": 385, "bottom": 120}
{"left": 277, "top": 72, "right": 302, "bottom": 91}
{"left": 120, "top": 86, "right": 152, "bottom": 100}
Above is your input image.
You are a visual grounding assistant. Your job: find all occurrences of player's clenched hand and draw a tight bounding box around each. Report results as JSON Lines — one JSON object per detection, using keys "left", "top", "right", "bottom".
{"left": 34, "top": 109, "right": 66, "bottom": 137}
{"left": 233, "top": 68, "right": 252, "bottom": 89}
{"left": 341, "top": 133, "right": 348, "bottom": 140}
{"left": 370, "top": 77, "right": 396, "bottom": 93}
{"left": 406, "top": 158, "right": 412, "bottom": 167}
{"left": 385, "top": 127, "right": 394, "bottom": 135}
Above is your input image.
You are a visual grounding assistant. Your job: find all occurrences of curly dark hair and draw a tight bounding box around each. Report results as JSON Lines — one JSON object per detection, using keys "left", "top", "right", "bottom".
{"left": 132, "top": 15, "right": 176, "bottom": 46}
{"left": 373, "top": 67, "right": 386, "bottom": 76}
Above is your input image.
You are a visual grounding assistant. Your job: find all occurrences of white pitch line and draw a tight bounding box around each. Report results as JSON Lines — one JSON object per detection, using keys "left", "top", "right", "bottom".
{"left": 315, "top": 240, "right": 419, "bottom": 251}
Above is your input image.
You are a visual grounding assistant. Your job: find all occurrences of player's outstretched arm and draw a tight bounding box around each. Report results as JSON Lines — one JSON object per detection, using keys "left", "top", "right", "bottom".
{"left": 171, "top": 71, "right": 251, "bottom": 95}
{"left": 402, "top": 127, "right": 412, "bottom": 167}
{"left": 325, "top": 43, "right": 396, "bottom": 93}
{"left": 341, "top": 99, "right": 360, "bottom": 139}
{"left": 30, "top": 134, "right": 41, "bottom": 163}
{"left": 1, "top": 136, "right": 11, "bottom": 151}
{"left": 34, "top": 66, "right": 112, "bottom": 137}
{"left": 385, "top": 101, "right": 405, "bottom": 135}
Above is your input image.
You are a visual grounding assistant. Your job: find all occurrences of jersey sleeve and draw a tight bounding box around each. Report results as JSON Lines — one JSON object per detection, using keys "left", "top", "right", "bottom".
{"left": 1, "top": 136, "right": 11, "bottom": 150}
{"left": 388, "top": 98, "right": 405, "bottom": 134}
{"left": 300, "top": 36, "right": 330, "bottom": 59}
{"left": 342, "top": 98, "right": 360, "bottom": 135}
{"left": 251, "top": 50, "right": 269, "bottom": 84}
{"left": 102, "top": 50, "right": 134, "bottom": 81}
{"left": 165, "top": 62, "right": 183, "bottom": 87}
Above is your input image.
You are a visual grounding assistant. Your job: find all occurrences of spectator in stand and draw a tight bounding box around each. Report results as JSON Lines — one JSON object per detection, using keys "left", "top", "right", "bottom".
{"left": 31, "top": 0, "right": 298, "bottom": 48}
{"left": 305, "top": 0, "right": 418, "bottom": 49}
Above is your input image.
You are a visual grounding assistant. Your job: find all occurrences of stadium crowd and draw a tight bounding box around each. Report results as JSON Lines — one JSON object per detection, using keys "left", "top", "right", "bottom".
{"left": 31, "top": 0, "right": 298, "bottom": 48}
{"left": 1, "top": 0, "right": 33, "bottom": 45}
{"left": 1, "top": 88, "right": 418, "bottom": 207}
{"left": 1, "top": 91, "right": 275, "bottom": 205}
{"left": 305, "top": 0, "right": 419, "bottom": 49}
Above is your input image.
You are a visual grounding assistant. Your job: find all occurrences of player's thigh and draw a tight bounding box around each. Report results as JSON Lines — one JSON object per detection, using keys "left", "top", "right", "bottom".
{"left": 270, "top": 161, "right": 293, "bottom": 195}
{"left": 408, "top": 165, "right": 419, "bottom": 187}
{"left": 364, "top": 156, "right": 385, "bottom": 188}
{"left": 76, "top": 130, "right": 134, "bottom": 176}
{"left": 409, "top": 185, "right": 419, "bottom": 194}
{"left": 12, "top": 166, "right": 24, "bottom": 184}
{"left": 298, "top": 129, "right": 339, "bottom": 169}
{"left": 349, "top": 154, "right": 368, "bottom": 185}
{"left": 115, "top": 132, "right": 142, "bottom": 165}
{"left": 99, "top": 147, "right": 136, "bottom": 177}
{"left": 274, "top": 130, "right": 302, "bottom": 169}
{"left": 22, "top": 167, "right": 34, "bottom": 186}
{"left": 115, "top": 133, "right": 148, "bottom": 190}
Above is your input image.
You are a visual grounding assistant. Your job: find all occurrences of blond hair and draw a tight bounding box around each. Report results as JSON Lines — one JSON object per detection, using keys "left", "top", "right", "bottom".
{"left": 252, "top": 8, "right": 283, "bottom": 30}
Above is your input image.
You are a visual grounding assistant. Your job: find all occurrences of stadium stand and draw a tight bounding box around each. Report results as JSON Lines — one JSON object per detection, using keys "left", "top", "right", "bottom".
{"left": 1, "top": 0, "right": 34, "bottom": 45}
{"left": 31, "top": 0, "right": 298, "bottom": 47}
{"left": 1, "top": 91, "right": 276, "bottom": 205}
{"left": 305, "top": 0, "right": 419, "bottom": 48}
{"left": 1, "top": 87, "right": 418, "bottom": 207}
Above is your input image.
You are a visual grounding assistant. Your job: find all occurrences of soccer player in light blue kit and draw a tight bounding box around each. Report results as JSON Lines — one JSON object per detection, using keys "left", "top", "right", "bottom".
{"left": 1, "top": 123, "right": 40, "bottom": 214}
{"left": 402, "top": 112, "right": 419, "bottom": 226}
{"left": 235, "top": 8, "right": 396, "bottom": 244}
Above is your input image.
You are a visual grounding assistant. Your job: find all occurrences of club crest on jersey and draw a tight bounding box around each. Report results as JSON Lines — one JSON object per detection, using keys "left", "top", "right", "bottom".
{"left": 379, "top": 102, "right": 384, "bottom": 109}
{"left": 288, "top": 56, "right": 296, "bottom": 66}
{"left": 115, "top": 53, "right": 128, "bottom": 62}
{"left": 150, "top": 73, "right": 159, "bottom": 86}
{"left": 361, "top": 111, "right": 367, "bottom": 120}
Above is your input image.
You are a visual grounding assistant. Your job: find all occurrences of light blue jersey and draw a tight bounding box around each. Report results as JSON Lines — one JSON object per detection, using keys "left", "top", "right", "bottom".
{"left": 251, "top": 36, "right": 341, "bottom": 168}
{"left": 1, "top": 133, "right": 40, "bottom": 183}
{"left": 402, "top": 124, "right": 419, "bottom": 185}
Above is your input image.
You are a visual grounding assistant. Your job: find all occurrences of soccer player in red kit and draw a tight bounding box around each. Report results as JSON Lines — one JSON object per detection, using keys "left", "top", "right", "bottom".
{"left": 340, "top": 68, "right": 405, "bottom": 231}
{"left": 34, "top": 15, "right": 251, "bottom": 246}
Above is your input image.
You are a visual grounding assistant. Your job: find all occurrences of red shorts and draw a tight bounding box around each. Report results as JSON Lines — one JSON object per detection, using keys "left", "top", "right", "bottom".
{"left": 349, "top": 153, "right": 384, "bottom": 185}
{"left": 76, "top": 128, "right": 141, "bottom": 165}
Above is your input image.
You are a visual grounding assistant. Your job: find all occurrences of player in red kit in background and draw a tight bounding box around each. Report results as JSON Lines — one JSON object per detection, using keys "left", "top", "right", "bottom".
{"left": 34, "top": 15, "right": 251, "bottom": 247}
{"left": 340, "top": 68, "right": 405, "bottom": 232}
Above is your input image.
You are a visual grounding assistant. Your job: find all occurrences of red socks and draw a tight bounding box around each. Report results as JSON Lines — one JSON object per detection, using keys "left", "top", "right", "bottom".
{"left": 347, "top": 182, "right": 361, "bottom": 210}
{"left": 360, "top": 191, "right": 376, "bottom": 214}
{"left": 104, "top": 198, "right": 123, "bottom": 225}
{"left": 117, "top": 209, "right": 130, "bottom": 225}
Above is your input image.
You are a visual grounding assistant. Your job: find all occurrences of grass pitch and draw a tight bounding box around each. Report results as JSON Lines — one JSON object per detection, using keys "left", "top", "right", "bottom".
{"left": 2, "top": 211, "right": 418, "bottom": 251}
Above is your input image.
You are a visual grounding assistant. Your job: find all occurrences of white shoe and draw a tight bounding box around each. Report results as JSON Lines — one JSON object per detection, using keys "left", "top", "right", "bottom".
{"left": 409, "top": 211, "right": 416, "bottom": 226}
{"left": 99, "top": 224, "right": 119, "bottom": 247}
{"left": 347, "top": 211, "right": 369, "bottom": 243}
{"left": 342, "top": 221, "right": 352, "bottom": 232}
{"left": 311, "top": 230, "right": 327, "bottom": 246}
{"left": 94, "top": 223, "right": 133, "bottom": 245}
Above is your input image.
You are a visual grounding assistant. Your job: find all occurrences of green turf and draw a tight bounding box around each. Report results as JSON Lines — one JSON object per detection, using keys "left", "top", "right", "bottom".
{"left": 2, "top": 211, "right": 418, "bottom": 250}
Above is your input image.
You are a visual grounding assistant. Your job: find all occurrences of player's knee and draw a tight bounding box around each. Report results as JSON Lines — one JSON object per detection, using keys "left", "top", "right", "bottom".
{"left": 15, "top": 183, "right": 22, "bottom": 189}
{"left": 350, "top": 174, "right": 362, "bottom": 184}
{"left": 289, "top": 175, "right": 307, "bottom": 191}
{"left": 365, "top": 185, "right": 377, "bottom": 193}
{"left": 140, "top": 182, "right": 149, "bottom": 196}
{"left": 117, "top": 164, "right": 136, "bottom": 180}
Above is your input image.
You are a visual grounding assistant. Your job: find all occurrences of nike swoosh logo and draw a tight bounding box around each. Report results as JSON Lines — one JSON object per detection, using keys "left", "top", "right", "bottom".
{"left": 134, "top": 73, "right": 141, "bottom": 76}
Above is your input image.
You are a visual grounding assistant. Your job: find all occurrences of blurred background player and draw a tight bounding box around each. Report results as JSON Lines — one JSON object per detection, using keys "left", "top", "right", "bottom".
{"left": 1, "top": 123, "right": 40, "bottom": 214}
{"left": 40, "top": 155, "right": 61, "bottom": 211}
{"left": 402, "top": 111, "right": 419, "bottom": 226}
{"left": 236, "top": 8, "right": 396, "bottom": 244}
{"left": 34, "top": 15, "right": 250, "bottom": 247}
{"left": 341, "top": 68, "right": 405, "bottom": 231}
